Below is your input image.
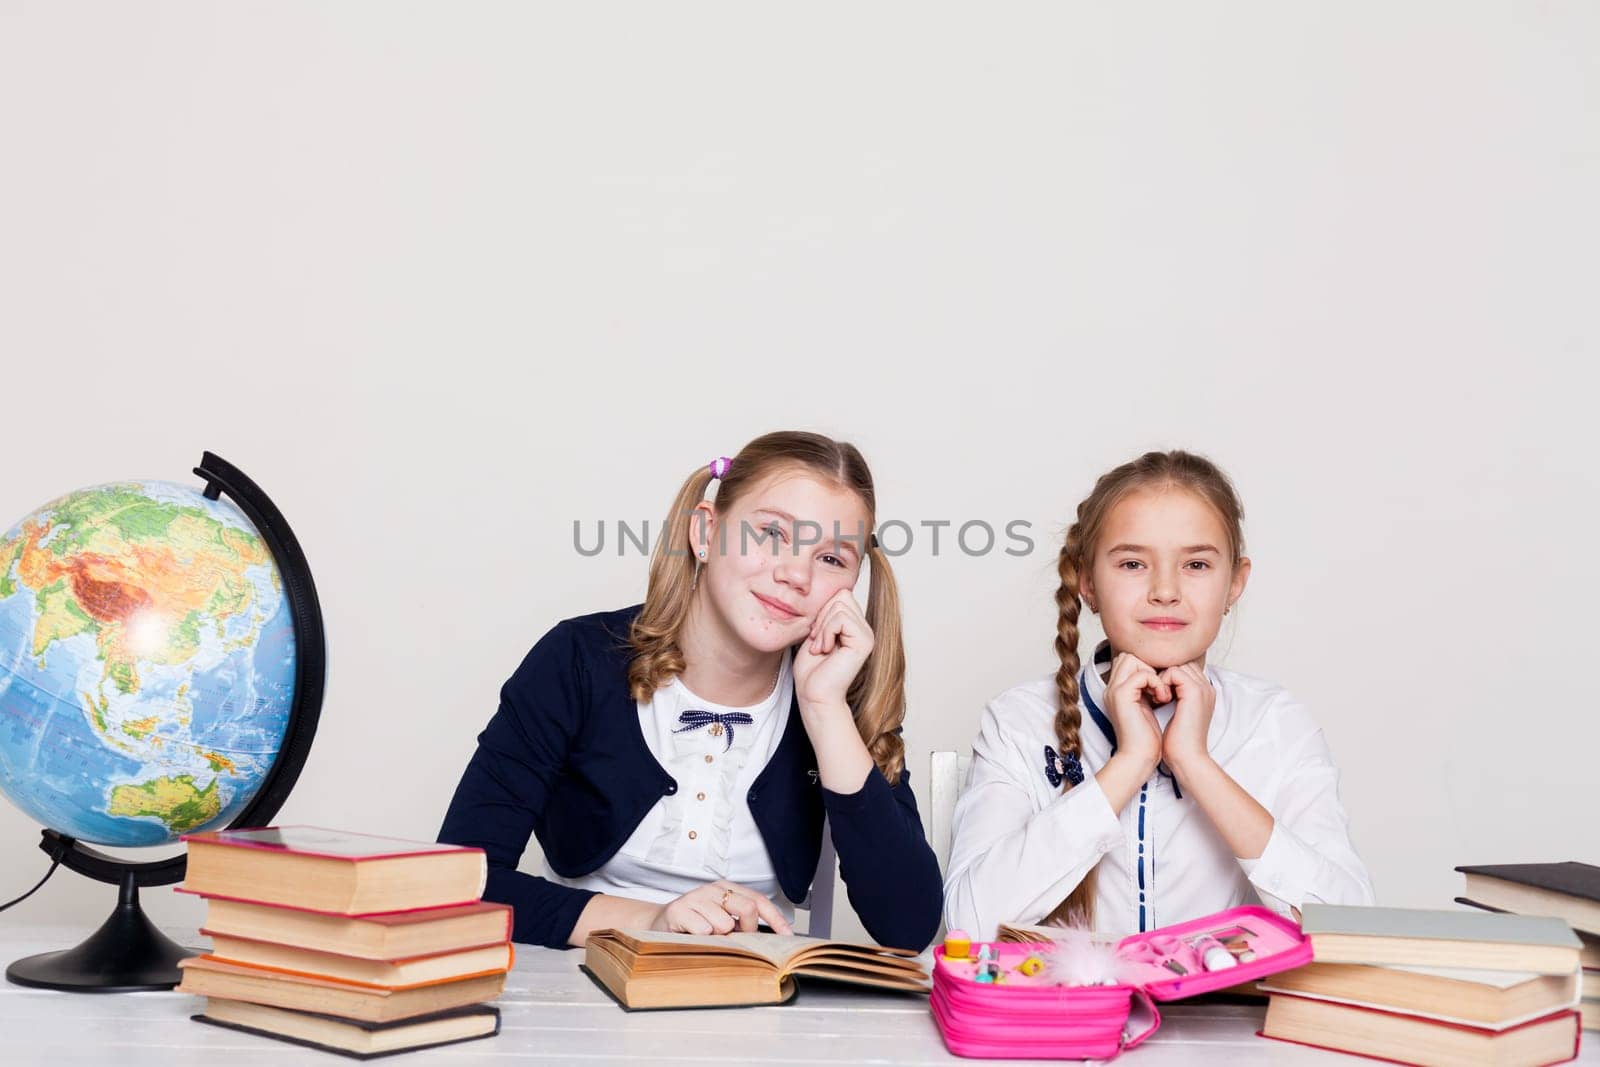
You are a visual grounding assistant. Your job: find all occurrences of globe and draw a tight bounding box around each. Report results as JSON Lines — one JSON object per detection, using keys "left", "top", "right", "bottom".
{"left": 0, "top": 480, "right": 296, "bottom": 847}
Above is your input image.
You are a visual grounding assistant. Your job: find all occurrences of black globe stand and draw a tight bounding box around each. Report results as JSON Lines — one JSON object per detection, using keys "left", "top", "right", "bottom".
{"left": 3, "top": 452, "right": 326, "bottom": 992}
{"left": 6, "top": 871, "right": 192, "bottom": 992}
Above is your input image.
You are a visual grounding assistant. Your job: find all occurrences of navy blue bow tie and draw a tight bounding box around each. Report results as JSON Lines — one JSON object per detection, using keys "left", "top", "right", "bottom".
{"left": 674, "top": 710, "right": 754, "bottom": 752}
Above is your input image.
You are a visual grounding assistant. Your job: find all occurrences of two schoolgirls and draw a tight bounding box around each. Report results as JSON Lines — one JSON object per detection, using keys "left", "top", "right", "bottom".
{"left": 441, "top": 441, "right": 1372, "bottom": 949}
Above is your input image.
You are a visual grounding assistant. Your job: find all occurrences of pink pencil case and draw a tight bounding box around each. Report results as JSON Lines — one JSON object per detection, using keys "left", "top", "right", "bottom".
{"left": 931, "top": 905, "right": 1313, "bottom": 1060}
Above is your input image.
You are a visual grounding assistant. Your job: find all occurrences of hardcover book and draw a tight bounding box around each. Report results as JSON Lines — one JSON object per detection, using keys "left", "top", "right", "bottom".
{"left": 1300, "top": 904, "right": 1581, "bottom": 975}
{"left": 193, "top": 1000, "right": 500, "bottom": 1060}
{"left": 176, "top": 956, "right": 506, "bottom": 1024}
{"left": 1260, "top": 961, "right": 1581, "bottom": 1028}
{"left": 180, "top": 826, "right": 487, "bottom": 914}
{"left": 189, "top": 896, "right": 512, "bottom": 959}
{"left": 201, "top": 933, "right": 513, "bottom": 990}
{"left": 1262, "top": 993, "right": 1580, "bottom": 1067}
{"left": 582, "top": 929, "right": 927, "bottom": 1010}
{"left": 1455, "top": 863, "right": 1600, "bottom": 938}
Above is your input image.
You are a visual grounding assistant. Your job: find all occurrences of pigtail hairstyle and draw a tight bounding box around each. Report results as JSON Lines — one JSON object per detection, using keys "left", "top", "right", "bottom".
{"left": 847, "top": 542, "right": 907, "bottom": 783}
{"left": 626, "top": 463, "right": 718, "bottom": 706}
{"left": 627, "top": 431, "right": 910, "bottom": 784}
{"left": 1044, "top": 517, "right": 1095, "bottom": 927}
{"left": 1043, "top": 450, "right": 1247, "bottom": 929}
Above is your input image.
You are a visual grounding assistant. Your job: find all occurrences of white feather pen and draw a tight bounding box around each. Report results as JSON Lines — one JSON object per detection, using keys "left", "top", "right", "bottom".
{"left": 1041, "top": 925, "right": 1141, "bottom": 987}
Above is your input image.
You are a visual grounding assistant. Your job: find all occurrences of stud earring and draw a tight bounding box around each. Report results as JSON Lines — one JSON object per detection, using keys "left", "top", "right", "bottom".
{"left": 698, "top": 549, "right": 706, "bottom": 560}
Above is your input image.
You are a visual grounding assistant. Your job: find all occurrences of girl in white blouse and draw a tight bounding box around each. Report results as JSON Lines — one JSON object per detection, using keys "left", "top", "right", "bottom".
{"left": 944, "top": 450, "right": 1374, "bottom": 940}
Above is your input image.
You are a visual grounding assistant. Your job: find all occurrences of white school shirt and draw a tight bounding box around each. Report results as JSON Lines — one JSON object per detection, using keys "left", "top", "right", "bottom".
{"left": 545, "top": 651, "right": 796, "bottom": 920}
{"left": 943, "top": 647, "right": 1375, "bottom": 940}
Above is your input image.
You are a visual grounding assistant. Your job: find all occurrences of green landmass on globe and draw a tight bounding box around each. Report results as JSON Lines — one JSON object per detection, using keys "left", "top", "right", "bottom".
{"left": 0, "top": 482, "right": 297, "bottom": 846}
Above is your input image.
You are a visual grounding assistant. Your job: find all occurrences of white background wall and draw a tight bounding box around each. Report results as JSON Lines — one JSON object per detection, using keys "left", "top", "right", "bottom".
{"left": 2, "top": 3, "right": 1596, "bottom": 943}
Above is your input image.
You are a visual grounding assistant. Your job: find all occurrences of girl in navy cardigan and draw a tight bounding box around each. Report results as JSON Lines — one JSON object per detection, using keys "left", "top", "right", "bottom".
{"left": 439, "top": 431, "right": 942, "bottom": 951}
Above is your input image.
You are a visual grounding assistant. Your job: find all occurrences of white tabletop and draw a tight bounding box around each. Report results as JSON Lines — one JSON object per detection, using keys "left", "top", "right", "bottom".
{"left": 0, "top": 924, "right": 1592, "bottom": 1066}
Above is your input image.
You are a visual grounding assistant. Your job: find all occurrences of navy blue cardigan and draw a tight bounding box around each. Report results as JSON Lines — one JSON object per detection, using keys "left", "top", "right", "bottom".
{"left": 437, "top": 605, "right": 943, "bottom": 951}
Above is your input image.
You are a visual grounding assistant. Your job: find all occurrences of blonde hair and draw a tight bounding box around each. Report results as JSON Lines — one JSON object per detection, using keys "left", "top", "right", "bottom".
{"left": 626, "top": 431, "right": 909, "bottom": 784}
{"left": 1045, "top": 450, "right": 1246, "bottom": 927}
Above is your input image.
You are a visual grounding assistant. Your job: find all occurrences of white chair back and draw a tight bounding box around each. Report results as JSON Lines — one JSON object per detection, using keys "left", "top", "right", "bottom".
{"left": 806, "top": 751, "right": 974, "bottom": 937}
{"left": 929, "top": 750, "right": 972, "bottom": 875}
{"left": 803, "top": 819, "right": 837, "bottom": 937}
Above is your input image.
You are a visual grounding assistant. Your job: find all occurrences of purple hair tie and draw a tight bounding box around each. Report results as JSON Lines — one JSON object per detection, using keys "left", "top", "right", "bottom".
{"left": 708, "top": 456, "right": 733, "bottom": 479}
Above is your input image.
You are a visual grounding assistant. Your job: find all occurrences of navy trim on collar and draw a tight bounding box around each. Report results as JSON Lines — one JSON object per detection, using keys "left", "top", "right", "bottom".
{"left": 1082, "top": 672, "right": 1119, "bottom": 751}
{"left": 1079, "top": 668, "right": 1182, "bottom": 800}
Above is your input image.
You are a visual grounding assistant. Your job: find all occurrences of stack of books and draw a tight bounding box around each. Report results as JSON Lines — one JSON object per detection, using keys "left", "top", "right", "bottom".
{"left": 1456, "top": 861, "right": 1600, "bottom": 1032}
{"left": 1260, "top": 904, "right": 1584, "bottom": 1067}
{"left": 174, "top": 826, "right": 512, "bottom": 1059}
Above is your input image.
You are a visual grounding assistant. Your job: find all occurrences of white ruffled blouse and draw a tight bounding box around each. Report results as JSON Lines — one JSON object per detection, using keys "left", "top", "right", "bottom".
{"left": 543, "top": 650, "right": 794, "bottom": 916}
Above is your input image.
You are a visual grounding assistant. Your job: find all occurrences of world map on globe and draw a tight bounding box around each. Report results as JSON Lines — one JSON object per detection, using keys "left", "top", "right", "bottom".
{"left": 0, "top": 482, "right": 296, "bottom": 846}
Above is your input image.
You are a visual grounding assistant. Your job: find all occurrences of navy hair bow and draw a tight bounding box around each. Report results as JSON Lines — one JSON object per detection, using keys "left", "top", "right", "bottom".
{"left": 674, "top": 710, "right": 754, "bottom": 753}
{"left": 1043, "top": 745, "right": 1085, "bottom": 789}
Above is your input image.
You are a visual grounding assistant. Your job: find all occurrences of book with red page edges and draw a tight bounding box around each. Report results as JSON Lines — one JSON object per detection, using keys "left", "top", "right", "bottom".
{"left": 180, "top": 894, "right": 511, "bottom": 958}
{"left": 1261, "top": 993, "right": 1581, "bottom": 1067}
{"left": 180, "top": 826, "right": 487, "bottom": 915}
{"left": 199, "top": 930, "right": 515, "bottom": 990}
{"left": 931, "top": 905, "right": 1313, "bottom": 1060}
{"left": 173, "top": 889, "right": 507, "bottom": 920}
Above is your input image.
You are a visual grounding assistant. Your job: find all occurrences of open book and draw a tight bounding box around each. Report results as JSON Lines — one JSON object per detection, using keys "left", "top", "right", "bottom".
{"left": 583, "top": 929, "right": 929, "bottom": 1010}
{"left": 996, "top": 921, "right": 1081, "bottom": 945}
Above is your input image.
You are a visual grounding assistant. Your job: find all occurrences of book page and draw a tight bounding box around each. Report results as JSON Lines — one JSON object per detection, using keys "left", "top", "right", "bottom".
{"left": 997, "top": 922, "right": 1120, "bottom": 946}
{"left": 790, "top": 963, "right": 929, "bottom": 992}
{"left": 608, "top": 930, "right": 915, "bottom": 969}
{"left": 997, "top": 922, "right": 1062, "bottom": 943}
{"left": 784, "top": 950, "right": 927, "bottom": 981}
{"left": 1384, "top": 964, "right": 1546, "bottom": 989}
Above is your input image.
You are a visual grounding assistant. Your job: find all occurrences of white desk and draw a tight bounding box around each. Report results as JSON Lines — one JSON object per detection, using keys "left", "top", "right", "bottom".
{"left": 0, "top": 924, "right": 1592, "bottom": 1066}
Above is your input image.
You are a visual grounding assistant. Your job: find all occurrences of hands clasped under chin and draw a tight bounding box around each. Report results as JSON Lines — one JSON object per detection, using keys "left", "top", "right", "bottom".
{"left": 1100, "top": 652, "right": 1217, "bottom": 778}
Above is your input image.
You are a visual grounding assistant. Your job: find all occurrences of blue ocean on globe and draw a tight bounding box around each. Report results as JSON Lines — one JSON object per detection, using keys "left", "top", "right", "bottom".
{"left": 0, "top": 481, "right": 296, "bottom": 846}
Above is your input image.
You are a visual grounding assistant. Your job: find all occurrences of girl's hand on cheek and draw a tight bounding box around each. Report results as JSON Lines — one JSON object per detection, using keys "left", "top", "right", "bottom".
{"left": 792, "top": 589, "right": 873, "bottom": 709}
{"left": 1159, "top": 660, "right": 1215, "bottom": 774}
